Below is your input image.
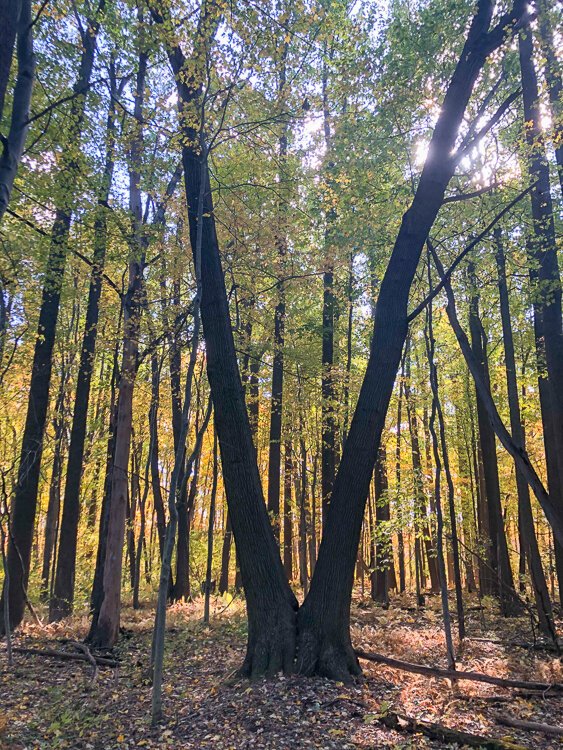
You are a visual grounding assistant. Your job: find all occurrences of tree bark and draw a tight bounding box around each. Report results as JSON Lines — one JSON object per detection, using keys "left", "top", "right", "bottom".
{"left": 0, "top": 3, "right": 103, "bottom": 633}
{"left": 468, "top": 261, "right": 518, "bottom": 612}
{"left": 50, "top": 83, "right": 118, "bottom": 621}
{"left": 0, "top": 0, "right": 34, "bottom": 222}
{"left": 283, "top": 441, "right": 293, "bottom": 580}
{"left": 203, "top": 428, "right": 219, "bottom": 624}
{"left": 535, "top": 0, "right": 563, "bottom": 196}
{"left": 89, "top": 46, "right": 148, "bottom": 647}
{"left": 495, "top": 229, "right": 555, "bottom": 636}
{"left": 151, "top": 0, "right": 298, "bottom": 676}
{"left": 519, "top": 20, "right": 563, "bottom": 590}
{"left": 296, "top": 0, "right": 527, "bottom": 679}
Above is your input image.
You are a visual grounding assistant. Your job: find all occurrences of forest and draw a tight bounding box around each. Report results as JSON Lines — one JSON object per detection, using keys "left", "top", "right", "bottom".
{"left": 0, "top": 0, "right": 563, "bottom": 746}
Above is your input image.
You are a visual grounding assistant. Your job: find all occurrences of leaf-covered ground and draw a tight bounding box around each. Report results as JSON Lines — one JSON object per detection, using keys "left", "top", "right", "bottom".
{"left": 1, "top": 593, "right": 562, "bottom": 749}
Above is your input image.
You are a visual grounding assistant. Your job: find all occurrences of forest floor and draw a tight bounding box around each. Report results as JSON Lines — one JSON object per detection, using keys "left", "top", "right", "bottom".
{"left": 1, "top": 591, "right": 562, "bottom": 750}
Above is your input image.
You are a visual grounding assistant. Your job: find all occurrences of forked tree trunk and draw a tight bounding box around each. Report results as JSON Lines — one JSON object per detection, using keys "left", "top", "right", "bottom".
{"left": 296, "top": 0, "right": 527, "bottom": 679}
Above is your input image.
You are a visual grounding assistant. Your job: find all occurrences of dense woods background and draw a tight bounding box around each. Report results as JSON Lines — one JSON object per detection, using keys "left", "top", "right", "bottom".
{"left": 1, "top": 0, "right": 563, "bottom": 745}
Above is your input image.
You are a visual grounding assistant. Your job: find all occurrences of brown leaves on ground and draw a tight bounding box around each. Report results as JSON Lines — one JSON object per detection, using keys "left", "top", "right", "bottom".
{"left": 0, "top": 593, "right": 562, "bottom": 749}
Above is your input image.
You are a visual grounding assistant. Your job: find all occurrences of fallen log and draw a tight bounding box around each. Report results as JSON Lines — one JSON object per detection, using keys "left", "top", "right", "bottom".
{"left": 12, "top": 646, "right": 117, "bottom": 667}
{"left": 495, "top": 714, "right": 563, "bottom": 738}
{"left": 376, "top": 710, "right": 526, "bottom": 750}
{"left": 355, "top": 649, "right": 563, "bottom": 692}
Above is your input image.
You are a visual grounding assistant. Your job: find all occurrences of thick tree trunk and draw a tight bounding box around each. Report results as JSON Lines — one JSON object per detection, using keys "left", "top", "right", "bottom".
{"left": 495, "top": 229, "right": 555, "bottom": 636}
{"left": 296, "top": 0, "right": 526, "bottom": 678}
{"left": 0, "top": 6, "right": 102, "bottom": 633}
{"left": 152, "top": 0, "right": 297, "bottom": 675}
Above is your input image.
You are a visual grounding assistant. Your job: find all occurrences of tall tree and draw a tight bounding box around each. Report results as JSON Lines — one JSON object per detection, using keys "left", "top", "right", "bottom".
{"left": 296, "top": 0, "right": 529, "bottom": 679}
{"left": 0, "top": 2, "right": 103, "bottom": 632}
{"left": 50, "top": 72, "right": 120, "bottom": 621}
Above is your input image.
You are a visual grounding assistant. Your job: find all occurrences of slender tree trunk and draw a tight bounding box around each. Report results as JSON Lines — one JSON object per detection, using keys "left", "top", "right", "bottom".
{"left": 0, "top": 5, "right": 103, "bottom": 632}
{"left": 0, "top": 0, "right": 34, "bottom": 222}
{"left": 89, "top": 47, "right": 148, "bottom": 647}
{"left": 321, "top": 49, "right": 336, "bottom": 528}
{"left": 519, "top": 22, "right": 563, "bottom": 594}
{"left": 40, "top": 381, "right": 66, "bottom": 602}
{"left": 371, "top": 446, "right": 393, "bottom": 603}
{"left": 405, "top": 347, "right": 440, "bottom": 593}
{"left": 425, "top": 292, "right": 455, "bottom": 668}
{"left": 150, "top": 353, "right": 167, "bottom": 561}
{"left": 0, "top": 0, "right": 20, "bottom": 123}
{"left": 218, "top": 510, "right": 232, "bottom": 594}
{"left": 204, "top": 429, "right": 218, "bottom": 624}
{"left": 298, "top": 436, "right": 308, "bottom": 596}
{"left": 495, "top": 229, "right": 555, "bottom": 636}
{"left": 342, "top": 253, "right": 354, "bottom": 445}
{"left": 395, "top": 375, "right": 406, "bottom": 593}
{"left": 283, "top": 441, "right": 293, "bottom": 580}
{"left": 535, "top": 0, "right": 563, "bottom": 196}
{"left": 267, "top": 38, "right": 289, "bottom": 541}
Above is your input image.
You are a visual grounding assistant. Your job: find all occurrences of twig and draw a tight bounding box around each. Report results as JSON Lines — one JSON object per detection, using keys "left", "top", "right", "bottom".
{"left": 12, "top": 646, "right": 117, "bottom": 667}
{"left": 69, "top": 640, "right": 99, "bottom": 681}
